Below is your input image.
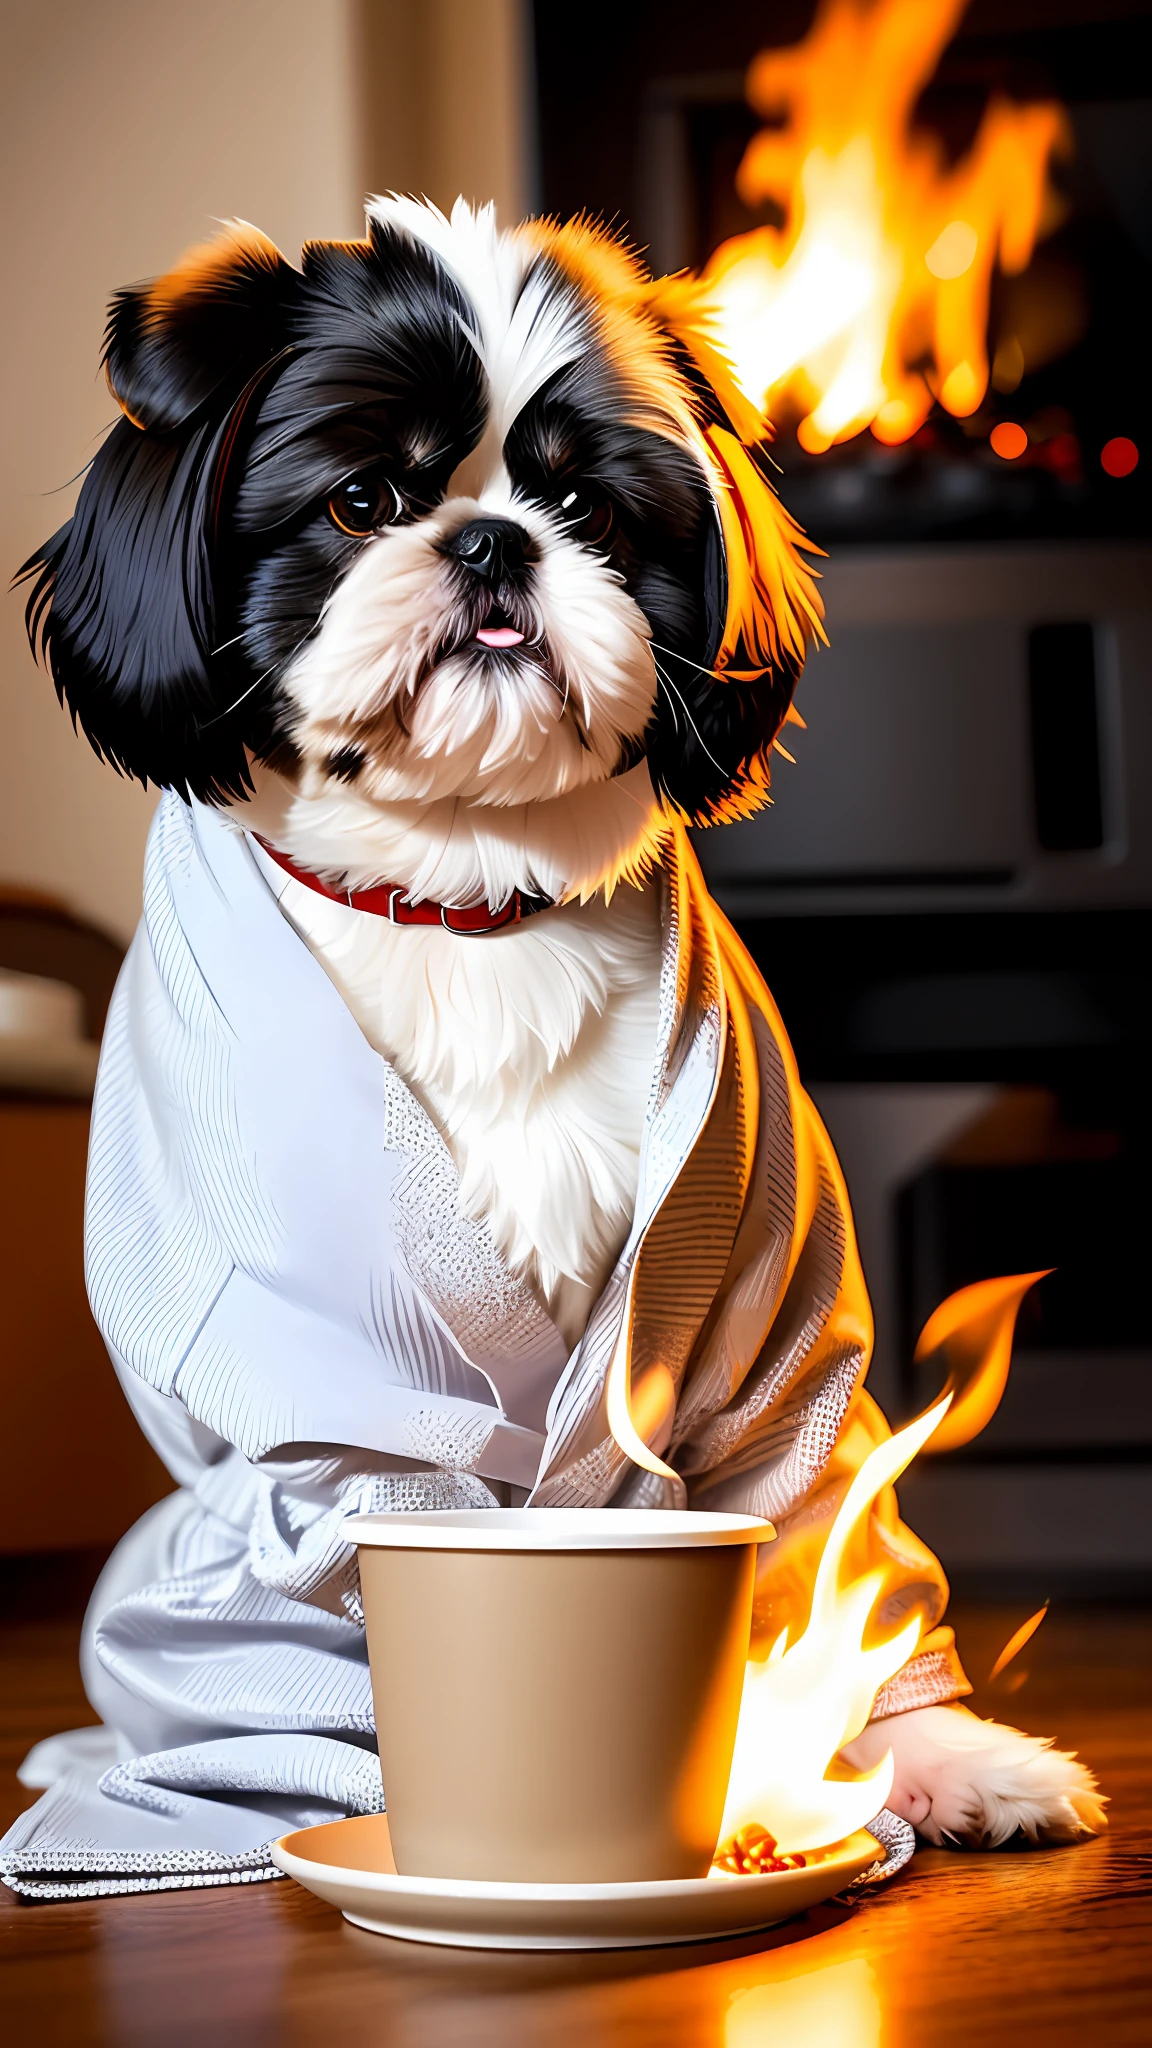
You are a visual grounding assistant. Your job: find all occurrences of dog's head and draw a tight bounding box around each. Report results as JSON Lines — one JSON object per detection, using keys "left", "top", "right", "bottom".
{"left": 25, "top": 199, "right": 822, "bottom": 829}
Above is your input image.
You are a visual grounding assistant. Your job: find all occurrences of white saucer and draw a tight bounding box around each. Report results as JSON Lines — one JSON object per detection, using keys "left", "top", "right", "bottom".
{"left": 272, "top": 1815, "right": 880, "bottom": 1950}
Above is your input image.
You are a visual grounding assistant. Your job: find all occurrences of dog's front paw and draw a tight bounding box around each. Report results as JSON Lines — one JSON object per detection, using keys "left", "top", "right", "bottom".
{"left": 839, "top": 1703, "right": 1107, "bottom": 1848}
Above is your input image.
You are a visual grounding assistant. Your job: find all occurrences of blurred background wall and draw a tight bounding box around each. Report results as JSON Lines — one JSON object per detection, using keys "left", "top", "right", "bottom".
{"left": 0, "top": 0, "right": 531, "bottom": 1556}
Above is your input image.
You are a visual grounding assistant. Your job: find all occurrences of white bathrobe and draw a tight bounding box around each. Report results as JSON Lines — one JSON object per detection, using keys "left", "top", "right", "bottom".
{"left": 1, "top": 793, "right": 959, "bottom": 1896}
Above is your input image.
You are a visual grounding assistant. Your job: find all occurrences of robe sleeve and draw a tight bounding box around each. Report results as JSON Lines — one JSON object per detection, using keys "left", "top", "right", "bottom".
{"left": 84, "top": 793, "right": 548, "bottom": 1523}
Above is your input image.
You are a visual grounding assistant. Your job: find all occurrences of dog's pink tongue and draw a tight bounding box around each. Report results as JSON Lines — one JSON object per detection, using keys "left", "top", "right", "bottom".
{"left": 476, "top": 625, "right": 525, "bottom": 648}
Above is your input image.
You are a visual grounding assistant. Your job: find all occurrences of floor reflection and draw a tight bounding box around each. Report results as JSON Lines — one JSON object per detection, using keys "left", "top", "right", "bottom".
{"left": 328, "top": 1902, "right": 882, "bottom": 2048}
{"left": 725, "top": 1958, "right": 881, "bottom": 2048}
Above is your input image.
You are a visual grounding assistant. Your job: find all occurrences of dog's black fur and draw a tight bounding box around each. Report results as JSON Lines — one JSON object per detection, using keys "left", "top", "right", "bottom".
{"left": 23, "top": 216, "right": 799, "bottom": 823}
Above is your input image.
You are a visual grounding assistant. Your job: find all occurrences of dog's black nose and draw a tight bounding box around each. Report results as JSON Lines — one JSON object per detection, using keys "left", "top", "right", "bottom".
{"left": 445, "top": 518, "right": 531, "bottom": 587}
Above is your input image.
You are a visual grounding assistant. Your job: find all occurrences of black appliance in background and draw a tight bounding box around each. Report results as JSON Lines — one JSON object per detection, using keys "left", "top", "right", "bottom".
{"left": 533, "top": 0, "right": 1152, "bottom": 1596}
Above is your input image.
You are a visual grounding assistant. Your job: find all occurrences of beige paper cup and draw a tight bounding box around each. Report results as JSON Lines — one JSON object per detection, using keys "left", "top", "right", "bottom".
{"left": 343, "top": 1507, "right": 773, "bottom": 1884}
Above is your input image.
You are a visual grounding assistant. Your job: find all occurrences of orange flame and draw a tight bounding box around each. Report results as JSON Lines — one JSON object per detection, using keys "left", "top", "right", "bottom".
{"left": 704, "top": 0, "right": 1069, "bottom": 449}
{"left": 716, "top": 1394, "right": 948, "bottom": 1857}
{"left": 710, "top": 1271, "right": 1046, "bottom": 1859}
{"left": 988, "top": 1603, "right": 1048, "bottom": 1684}
{"left": 914, "top": 1270, "right": 1050, "bottom": 1453}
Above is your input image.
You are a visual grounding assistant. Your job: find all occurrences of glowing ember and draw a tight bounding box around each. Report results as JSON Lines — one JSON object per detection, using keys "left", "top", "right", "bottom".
{"left": 712, "top": 1824, "right": 806, "bottom": 1875}
{"left": 990, "top": 421, "right": 1028, "bottom": 461}
{"left": 704, "top": 0, "right": 1069, "bottom": 449}
{"left": 1101, "top": 436, "right": 1139, "bottom": 478}
{"left": 988, "top": 1603, "right": 1049, "bottom": 1685}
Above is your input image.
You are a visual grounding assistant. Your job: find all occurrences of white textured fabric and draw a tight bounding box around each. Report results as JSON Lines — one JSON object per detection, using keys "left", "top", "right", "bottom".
{"left": 2, "top": 798, "right": 561, "bottom": 1895}
{"left": 2, "top": 795, "right": 951, "bottom": 1897}
{"left": 84, "top": 795, "right": 564, "bottom": 1481}
{"left": 1, "top": 1733, "right": 385, "bottom": 1900}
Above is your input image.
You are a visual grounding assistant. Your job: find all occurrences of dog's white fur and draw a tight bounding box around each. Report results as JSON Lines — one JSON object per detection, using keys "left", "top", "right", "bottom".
{"left": 237, "top": 196, "right": 1104, "bottom": 1853}
{"left": 842, "top": 1705, "right": 1106, "bottom": 1845}
{"left": 245, "top": 790, "right": 662, "bottom": 1348}
{"left": 240, "top": 757, "right": 667, "bottom": 909}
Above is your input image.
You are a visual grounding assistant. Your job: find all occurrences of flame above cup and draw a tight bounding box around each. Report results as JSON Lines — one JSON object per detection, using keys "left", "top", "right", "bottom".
{"left": 711, "top": 1273, "right": 1047, "bottom": 1857}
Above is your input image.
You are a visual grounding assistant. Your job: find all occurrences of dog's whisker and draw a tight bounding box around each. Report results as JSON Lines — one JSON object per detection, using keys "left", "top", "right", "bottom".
{"left": 648, "top": 639, "right": 725, "bottom": 686}
{"left": 198, "top": 622, "right": 317, "bottom": 731}
{"left": 211, "top": 617, "right": 318, "bottom": 660}
{"left": 653, "top": 661, "right": 730, "bottom": 779}
{"left": 196, "top": 670, "right": 270, "bottom": 730}
{"left": 42, "top": 456, "right": 99, "bottom": 496}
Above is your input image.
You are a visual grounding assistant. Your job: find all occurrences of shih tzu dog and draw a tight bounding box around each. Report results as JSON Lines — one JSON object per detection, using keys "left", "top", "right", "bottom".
{"left": 24, "top": 197, "right": 1102, "bottom": 1854}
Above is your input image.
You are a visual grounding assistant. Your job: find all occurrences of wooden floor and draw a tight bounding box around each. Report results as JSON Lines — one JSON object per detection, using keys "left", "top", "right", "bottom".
{"left": 1, "top": 1555, "right": 1150, "bottom": 2047}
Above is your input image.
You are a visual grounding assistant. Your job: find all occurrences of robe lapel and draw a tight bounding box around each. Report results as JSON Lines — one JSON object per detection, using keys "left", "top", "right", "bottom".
{"left": 530, "top": 826, "right": 754, "bottom": 1505}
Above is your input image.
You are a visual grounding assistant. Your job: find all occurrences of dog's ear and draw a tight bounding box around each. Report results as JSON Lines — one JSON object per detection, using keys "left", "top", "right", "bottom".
{"left": 105, "top": 220, "right": 298, "bottom": 431}
{"left": 22, "top": 224, "right": 300, "bottom": 801}
{"left": 640, "top": 402, "right": 826, "bottom": 825}
{"left": 638, "top": 275, "right": 827, "bottom": 826}
{"left": 688, "top": 421, "right": 825, "bottom": 823}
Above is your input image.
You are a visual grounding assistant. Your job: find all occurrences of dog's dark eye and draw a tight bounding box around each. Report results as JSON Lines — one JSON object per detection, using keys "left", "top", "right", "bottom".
{"left": 557, "top": 485, "right": 614, "bottom": 548}
{"left": 327, "top": 474, "right": 404, "bottom": 538}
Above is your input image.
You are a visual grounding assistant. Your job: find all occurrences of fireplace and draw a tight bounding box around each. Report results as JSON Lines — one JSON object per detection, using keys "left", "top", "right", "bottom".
{"left": 533, "top": 0, "right": 1152, "bottom": 1595}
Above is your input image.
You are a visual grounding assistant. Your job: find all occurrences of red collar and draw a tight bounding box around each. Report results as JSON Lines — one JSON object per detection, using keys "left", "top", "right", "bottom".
{"left": 254, "top": 838, "right": 554, "bottom": 935}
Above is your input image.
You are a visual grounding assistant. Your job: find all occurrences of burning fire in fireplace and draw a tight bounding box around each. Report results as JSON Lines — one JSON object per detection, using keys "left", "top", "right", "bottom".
{"left": 704, "top": 0, "right": 1069, "bottom": 452}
